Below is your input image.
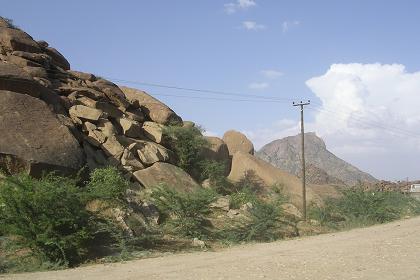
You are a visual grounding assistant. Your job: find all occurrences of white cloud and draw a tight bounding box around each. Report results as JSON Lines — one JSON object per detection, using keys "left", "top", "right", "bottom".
{"left": 246, "top": 63, "right": 420, "bottom": 180}
{"left": 249, "top": 82, "right": 269, "bottom": 90}
{"left": 242, "top": 21, "right": 265, "bottom": 31}
{"left": 261, "top": 69, "right": 283, "bottom": 79}
{"left": 282, "top": 20, "right": 300, "bottom": 33}
{"left": 224, "top": 0, "right": 256, "bottom": 14}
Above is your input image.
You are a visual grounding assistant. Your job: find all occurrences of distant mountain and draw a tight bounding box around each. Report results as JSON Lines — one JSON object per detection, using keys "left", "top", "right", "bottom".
{"left": 256, "top": 132, "right": 378, "bottom": 186}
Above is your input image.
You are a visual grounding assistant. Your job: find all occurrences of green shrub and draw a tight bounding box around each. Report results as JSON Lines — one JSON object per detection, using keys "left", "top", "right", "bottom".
{"left": 85, "top": 167, "right": 129, "bottom": 207}
{"left": 163, "top": 125, "right": 209, "bottom": 178}
{"left": 0, "top": 174, "right": 95, "bottom": 266}
{"left": 309, "top": 188, "right": 420, "bottom": 229}
{"left": 0, "top": 168, "right": 131, "bottom": 269}
{"left": 200, "top": 160, "right": 233, "bottom": 194}
{"left": 233, "top": 170, "right": 265, "bottom": 193}
{"left": 220, "top": 199, "right": 284, "bottom": 242}
{"left": 229, "top": 188, "right": 257, "bottom": 209}
{"left": 151, "top": 185, "right": 217, "bottom": 239}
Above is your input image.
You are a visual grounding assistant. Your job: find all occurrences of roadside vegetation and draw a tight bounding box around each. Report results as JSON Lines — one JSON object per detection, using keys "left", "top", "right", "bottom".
{"left": 1, "top": 125, "right": 420, "bottom": 273}
{"left": 309, "top": 187, "right": 420, "bottom": 230}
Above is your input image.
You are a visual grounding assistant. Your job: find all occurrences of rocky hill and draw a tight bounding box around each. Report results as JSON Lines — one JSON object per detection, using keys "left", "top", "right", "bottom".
{"left": 0, "top": 17, "right": 341, "bottom": 220}
{"left": 256, "top": 132, "right": 377, "bottom": 186}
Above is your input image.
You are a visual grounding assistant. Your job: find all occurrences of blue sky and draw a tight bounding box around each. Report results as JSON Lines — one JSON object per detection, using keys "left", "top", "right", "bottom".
{"left": 3, "top": 1, "right": 420, "bottom": 180}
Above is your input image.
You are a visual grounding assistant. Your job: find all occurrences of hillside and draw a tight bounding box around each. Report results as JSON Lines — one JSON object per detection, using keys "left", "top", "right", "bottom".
{"left": 256, "top": 132, "right": 378, "bottom": 186}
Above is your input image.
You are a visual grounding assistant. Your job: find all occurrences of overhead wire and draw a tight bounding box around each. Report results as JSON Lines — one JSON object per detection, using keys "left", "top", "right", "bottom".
{"left": 43, "top": 68, "right": 420, "bottom": 140}
{"left": 104, "top": 75, "right": 420, "bottom": 140}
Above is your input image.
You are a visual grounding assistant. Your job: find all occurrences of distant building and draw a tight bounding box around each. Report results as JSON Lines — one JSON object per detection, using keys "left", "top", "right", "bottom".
{"left": 409, "top": 184, "right": 420, "bottom": 193}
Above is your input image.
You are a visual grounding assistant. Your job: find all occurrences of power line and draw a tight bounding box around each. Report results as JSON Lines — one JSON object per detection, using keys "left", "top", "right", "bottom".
{"left": 103, "top": 76, "right": 299, "bottom": 102}
{"left": 307, "top": 106, "right": 420, "bottom": 140}
{"left": 150, "top": 93, "right": 291, "bottom": 103}
{"left": 110, "top": 76, "right": 420, "bottom": 139}
{"left": 46, "top": 68, "right": 420, "bottom": 140}
{"left": 309, "top": 100, "right": 420, "bottom": 138}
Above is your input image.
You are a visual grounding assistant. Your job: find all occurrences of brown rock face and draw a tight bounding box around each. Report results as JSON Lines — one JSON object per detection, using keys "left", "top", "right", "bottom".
{"left": 133, "top": 162, "right": 200, "bottom": 192}
{"left": 201, "top": 136, "right": 231, "bottom": 175}
{"left": 121, "top": 86, "right": 182, "bottom": 125}
{"left": 227, "top": 151, "right": 340, "bottom": 207}
{"left": 0, "top": 19, "right": 200, "bottom": 193}
{"left": 0, "top": 25, "right": 41, "bottom": 53}
{"left": 0, "top": 90, "right": 84, "bottom": 176}
{"left": 43, "top": 47, "right": 70, "bottom": 70}
{"left": 222, "top": 130, "right": 254, "bottom": 156}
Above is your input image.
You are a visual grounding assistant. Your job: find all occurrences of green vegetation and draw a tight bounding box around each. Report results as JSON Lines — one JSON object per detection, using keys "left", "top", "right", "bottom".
{"left": 220, "top": 199, "right": 286, "bottom": 243}
{"left": 2, "top": 125, "right": 420, "bottom": 274}
{"left": 164, "top": 125, "right": 209, "bottom": 178}
{"left": 151, "top": 185, "right": 218, "bottom": 239}
{"left": 309, "top": 187, "right": 420, "bottom": 229}
{"left": 0, "top": 168, "right": 135, "bottom": 271}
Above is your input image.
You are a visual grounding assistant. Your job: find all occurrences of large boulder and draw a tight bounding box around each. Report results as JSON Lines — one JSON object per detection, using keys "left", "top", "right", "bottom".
{"left": 202, "top": 136, "right": 230, "bottom": 162}
{"left": 43, "top": 47, "right": 70, "bottom": 70}
{"left": 120, "top": 86, "right": 182, "bottom": 125}
{"left": 133, "top": 162, "right": 200, "bottom": 192}
{"left": 0, "top": 62, "right": 40, "bottom": 98}
{"left": 0, "top": 62, "right": 65, "bottom": 113}
{"left": 201, "top": 136, "right": 231, "bottom": 175}
{"left": 227, "top": 151, "right": 340, "bottom": 207}
{"left": 0, "top": 90, "right": 84, "bottom": 176}
{"left": 222, "top": 130, "right": 254, "bottom": 156}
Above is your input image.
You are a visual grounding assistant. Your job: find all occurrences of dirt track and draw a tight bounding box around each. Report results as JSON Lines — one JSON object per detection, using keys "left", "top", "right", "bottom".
{"left": 3, "top": 216, "right": 420, "bottom": 280}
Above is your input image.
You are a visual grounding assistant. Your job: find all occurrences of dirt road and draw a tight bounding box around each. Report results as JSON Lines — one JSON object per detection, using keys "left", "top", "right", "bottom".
{"left": 3, "top": 217, "right": 420, "bottom": 280}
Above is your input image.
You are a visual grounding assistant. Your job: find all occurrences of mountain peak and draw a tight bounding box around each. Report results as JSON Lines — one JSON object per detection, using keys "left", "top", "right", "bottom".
{"left": 257, "top": 132, "right": 377, "bottom": 186}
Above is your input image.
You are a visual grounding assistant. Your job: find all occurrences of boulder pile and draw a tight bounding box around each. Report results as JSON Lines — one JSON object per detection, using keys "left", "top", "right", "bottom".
{"left": 0, "top": 18, "right": 335, "bottom": 221}
{"left": 0, "top": 18, "right": 258, "bottom": 195}
{"left": 0, "top": 17, "right": 194, "bottom": 190}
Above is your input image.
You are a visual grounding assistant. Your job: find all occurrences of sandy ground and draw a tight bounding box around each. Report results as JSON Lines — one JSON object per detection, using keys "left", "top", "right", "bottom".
{"left": 2, "top": 216, "right": 420, "bottom": 280}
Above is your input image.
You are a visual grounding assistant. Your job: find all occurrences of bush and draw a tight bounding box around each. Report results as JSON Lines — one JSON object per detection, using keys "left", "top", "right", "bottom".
{"left": 220, "top": 199, "right": 284, "bottom": 242}
{"left": 0, "top": 174, "right": 95, "bottom": 266}
{"left": 229, "top": 188, "right": 257, "bottom": 209}
{"left": 233, "top": 170, "right": 265, "bottom": 193}
{"left": 0, "top": 167, "right": 130, "bottom": 268}
{"left": 309, "top": 188, "right": 420, "bottom": 229}
{"left": 200, "top": 160, "right": 233, "bottom": 194}
{"left": 151, "top": 185, "right": 217, "bottom": 239}
{"left": 163, "top": 125, "right": 209, "bottom": 178}
{"left": 85, "top": 167, "right": 129, "bottom": 207}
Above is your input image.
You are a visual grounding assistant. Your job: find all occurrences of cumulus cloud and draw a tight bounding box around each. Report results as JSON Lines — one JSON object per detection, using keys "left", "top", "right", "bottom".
{"left": 249, "top": 82, "right": 269, "bottom": 90}
{"left": 282, "top": 20, "right": 300, "bottom": 32}
{"left": 242, "top": 21, "right": 265, "bottom": 31}
{"left": 261, "top": 69, "right": 283, "bottom": 79}
{"left": 224, "top": 0, "right": 256, "bottom": 14}
{"left": 245, "top": 63, "right": 420, "bottom": 180}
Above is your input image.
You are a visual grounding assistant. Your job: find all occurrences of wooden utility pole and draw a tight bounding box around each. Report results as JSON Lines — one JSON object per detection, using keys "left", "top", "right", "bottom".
{"left": 293, "top": 100, "right": 310, "bottom": 220}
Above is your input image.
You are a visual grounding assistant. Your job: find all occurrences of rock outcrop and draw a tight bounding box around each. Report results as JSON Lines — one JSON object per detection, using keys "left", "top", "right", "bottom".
{"left": 0, "top": 90, "right": 83, "bottom": 176}
{"left": 201, "top": 136, "right": 231, "bottom": 175}
{"left": 0, "top": 17, "right": 342, "bottom": 221}
{"left": 133, "top": 162, "right": 201, "bottom": 192}
{"left": 228, "top": 151, "right": 340, "bottom": 207}
{"left": 222, "top": 130, "right": 254, "bottom": 156}
{"left": 0, "top": 17, "right": 192, "bottom": 191}
{"left": 120, "top": 86, "right": 182, "bottom": 125}
{"left": 257, "top": 132, "right": 377, "bottom": 186}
